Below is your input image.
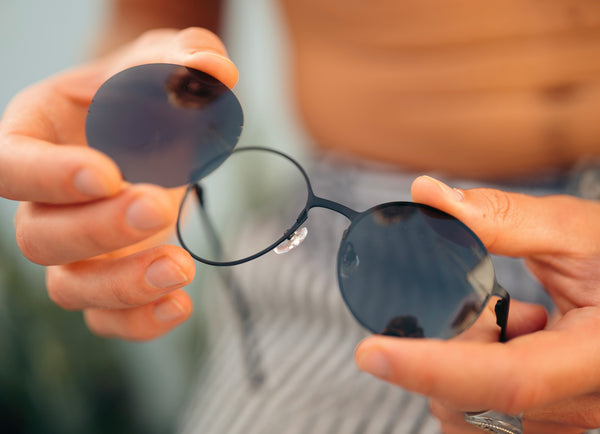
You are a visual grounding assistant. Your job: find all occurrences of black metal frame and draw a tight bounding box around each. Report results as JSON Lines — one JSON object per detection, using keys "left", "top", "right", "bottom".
{"left": 175, "top": 146, "right": 510, "bottom": 340}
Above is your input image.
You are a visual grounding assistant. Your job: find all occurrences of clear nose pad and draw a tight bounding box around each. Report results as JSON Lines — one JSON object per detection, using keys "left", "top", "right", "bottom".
{"left": 274, "top": 227, "right": 308, "bottom": 254}
{"left": 340, "top": 242, "right": 360, "bottom": 278}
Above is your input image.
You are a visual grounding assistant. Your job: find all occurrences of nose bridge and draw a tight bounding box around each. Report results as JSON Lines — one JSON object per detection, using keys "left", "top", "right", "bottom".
{"left": 308, "top": 195, "right": 360, "bottom": 221}
{"left": 273, "top": 195, "right": 358, "bottom": 256}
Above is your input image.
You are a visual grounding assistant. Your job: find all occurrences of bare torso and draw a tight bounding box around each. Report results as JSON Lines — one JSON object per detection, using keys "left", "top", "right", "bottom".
{"left": 280, "top": 0, "right": 600, "bottom": 180}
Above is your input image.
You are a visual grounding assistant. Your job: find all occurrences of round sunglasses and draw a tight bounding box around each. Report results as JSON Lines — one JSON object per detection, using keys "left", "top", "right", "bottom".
{"left": 86, "top": 63, "right": 522, "bottom": 433}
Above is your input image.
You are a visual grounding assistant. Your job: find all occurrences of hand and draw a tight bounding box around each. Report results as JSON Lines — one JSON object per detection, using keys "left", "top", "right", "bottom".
{"left": 355, "top": 175, "right": 600, "bottom": 433}
{"left": 0, "top": 27, "right": 239, "bottom": 340}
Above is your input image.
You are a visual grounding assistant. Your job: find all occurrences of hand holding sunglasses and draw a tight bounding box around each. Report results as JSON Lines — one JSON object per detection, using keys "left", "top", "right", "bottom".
{"left": 86, "top": 63, "right": 523, "bottom": 433}
{"left": 358, "top": 177, "right": 600, "bottom": 433}
{"left": 3, "top": 29, "right": 241, "bottom": 342}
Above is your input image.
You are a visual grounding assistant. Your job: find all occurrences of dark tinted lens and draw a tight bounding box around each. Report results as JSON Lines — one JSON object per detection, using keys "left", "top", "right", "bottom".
{"left": 337, "top": 202, "right": 494, "bottom": 339}
{"left": 178, "top": 148, "right": 309, "bottom": 264}
{"left": 86, "top": 63, "right": 243, "bottom": 187}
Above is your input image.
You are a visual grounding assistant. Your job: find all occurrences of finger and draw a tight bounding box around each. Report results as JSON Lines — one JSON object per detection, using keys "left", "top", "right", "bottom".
{"left": 525, "top": 392, "right": 600, "bottom": 431}
{"left": 46, "top": 244, "right": 195, "bottom": 310}
{"left": 0, "top": 27, "right": 237, "bottom": 204}
{"left": 83, "top": 289, "right": 193, "bottom": 341}
{"left": 455, "top": 298, "right": 548, "bottom": 342}
{"left": 505, "top": 299, "right": 548, "bottom": 339}
{"left": 16, "top": 184, "right": 179, "bottom": 265}
{"left": 1, "top": 81, "right": 124, "bottom": 203}
{"left": 0, "top": 136, "right": 123, "bottom": 203}
{"left": 410, "top": 175, "right": 600, "bottom": 257}
{"left": 354, "top": 307, "right": 600, "bottom": 415}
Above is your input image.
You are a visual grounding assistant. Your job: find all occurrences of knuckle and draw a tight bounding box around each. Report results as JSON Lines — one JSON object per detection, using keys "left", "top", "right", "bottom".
{"left": 46, "top": 267, "right": 78, "bottom": 310}
{"left": 86, "top": 228, "right": 120, "bottom": 255}
{"left": 109, "top": 261, "right": 164, "bottom": 308}
{"left": 497, "top": 371, "right": 540, "bottom": 415}
{"left": 15, "top": 219, "right": 45, "bottom": 265}
{"left": 110, "top": 283, "right": 142, "bottom": 308}
{"left": 479, "top": 189, "right": 520, "bottom": 250}
{"left": 15, "top": 223, "right": 36, "bottom": 262}
{"left": 483, "top": 189, "right": 515, "bottom": 226}
{"left": 83, "top": 197, "right": 163, "bottom": 258}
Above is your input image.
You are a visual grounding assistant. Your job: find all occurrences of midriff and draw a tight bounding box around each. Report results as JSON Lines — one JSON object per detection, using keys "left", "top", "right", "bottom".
{"left": 280, "top": 0, "right": 600, "bottom": 180}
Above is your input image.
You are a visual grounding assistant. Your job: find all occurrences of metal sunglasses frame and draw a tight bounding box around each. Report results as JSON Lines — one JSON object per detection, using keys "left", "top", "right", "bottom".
{"left": 175, "top": 145, "right": 511, "bottom": 341}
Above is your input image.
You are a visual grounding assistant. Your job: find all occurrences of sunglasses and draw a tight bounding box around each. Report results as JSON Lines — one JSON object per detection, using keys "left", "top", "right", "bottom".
{"left": 86, "top": 63, "right": 522, "bottom": 433}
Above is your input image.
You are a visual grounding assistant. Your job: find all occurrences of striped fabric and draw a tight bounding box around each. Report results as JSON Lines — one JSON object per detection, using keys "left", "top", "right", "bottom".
{"left": 179, "top": 150, "right": 565, "bottom": 434}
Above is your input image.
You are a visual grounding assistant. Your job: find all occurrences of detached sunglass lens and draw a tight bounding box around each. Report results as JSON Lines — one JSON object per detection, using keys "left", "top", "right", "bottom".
{"left": 86, "top": 63, "right": 243, "bottom": 187}
{"left": 337, "top": 203, "right": 493, "bottom": 339}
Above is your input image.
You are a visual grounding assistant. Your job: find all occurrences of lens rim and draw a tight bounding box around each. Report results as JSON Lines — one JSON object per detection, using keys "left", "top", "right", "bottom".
{"left": 336, "top": 201, "right": 494, "bottom": 337}
{"left": 176, "top": 146, "right": 313, "bottom": 266}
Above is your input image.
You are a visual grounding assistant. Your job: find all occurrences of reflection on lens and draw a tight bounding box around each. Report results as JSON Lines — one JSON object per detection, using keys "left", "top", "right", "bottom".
{"left": 372, "top": 206, "right": 413, "bottom": 226}
{"left": 340, "top": 242, "right": 360, "bottom": 278}
{"left": 381, "top": 316, "right": 424, "bottom": 338}
{"left": 449, "top": 292, "right": 483, "bottom": 331}
{"left": 166, "top": 67, "right": 227, "bottom": 109}
{"left": 179, "top": 148, "right": 309, "bottom": 264}
{"left": 86, "top": 63, "right": 243, "bottom": 187}
{"left": 337, "top": 202, "right": 493, "bottom": 339}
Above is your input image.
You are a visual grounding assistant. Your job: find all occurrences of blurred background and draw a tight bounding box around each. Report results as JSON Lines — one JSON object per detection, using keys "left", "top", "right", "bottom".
{"left": 0, "top": 1, "right": 202, "bottom": 431}
{"left": 0, "top": 1, "right": 303, "bottom": 433}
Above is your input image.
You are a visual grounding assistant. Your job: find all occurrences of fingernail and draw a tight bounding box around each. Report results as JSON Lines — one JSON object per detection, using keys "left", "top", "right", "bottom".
{"left": 154, "top": 297, "right": 186, "bottom": 322}
{"left": 146, "top": 257, "right": 189, "bottom": 289}
{"left": 424, "top": 176, "right": 464, "bottom": 201}
{"left": 355, "top": 344, "right": 390, "bottom": 379}
{"left": 188, "top": 50, "right": 231, "bottom": 62}
{"left": 126, "top": 196, "right": 169, "bottom": 231}
{"left": 73, "top": 168, "right": 110, "bottom": 197}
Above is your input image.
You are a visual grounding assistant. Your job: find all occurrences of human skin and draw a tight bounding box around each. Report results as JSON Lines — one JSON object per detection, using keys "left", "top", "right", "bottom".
{"left": 0, "top": 27, "right": 238, "bottom": 340}
{"left": 355, "top": 175, "right": 600, "bottom": 433}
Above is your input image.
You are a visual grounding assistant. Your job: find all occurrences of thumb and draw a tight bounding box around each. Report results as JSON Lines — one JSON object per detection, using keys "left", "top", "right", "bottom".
{"left": 410, "top": 175, "right": 600, "bottom": 257}
{"left": 62, "top": 27, "right": 239, "bottom": 100}
{"left": 116, "top": 27, "right": 239, "bottom": 89}
{"left": 454, "top": 298, "right": 548, "bottom": 343}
